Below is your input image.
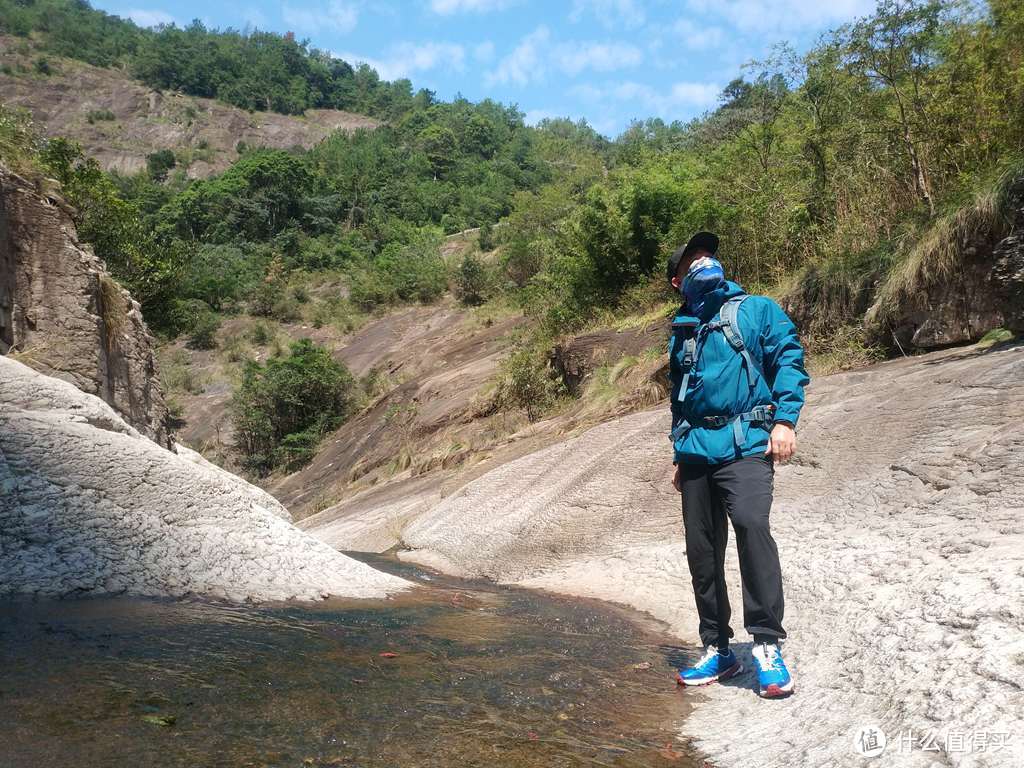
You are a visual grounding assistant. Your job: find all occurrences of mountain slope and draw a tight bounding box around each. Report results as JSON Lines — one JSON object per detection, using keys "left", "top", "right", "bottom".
{"left": 0, "top": 36, "right": 380, "bottom": 178}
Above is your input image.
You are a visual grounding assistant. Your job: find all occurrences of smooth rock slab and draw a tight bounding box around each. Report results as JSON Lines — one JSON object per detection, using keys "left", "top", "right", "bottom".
{"left": 0, "top": 355, "right": 407, "bottom": 601}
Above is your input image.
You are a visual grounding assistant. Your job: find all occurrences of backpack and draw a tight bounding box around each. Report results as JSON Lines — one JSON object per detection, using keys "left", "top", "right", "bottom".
{"left": 668, "top": 295, "right": 774, "bottom": 447}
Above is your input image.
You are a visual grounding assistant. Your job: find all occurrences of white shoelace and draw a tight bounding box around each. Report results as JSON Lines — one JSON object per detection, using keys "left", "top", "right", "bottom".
{"left": 758, "top": 642, "right": 782, "bottom": 672}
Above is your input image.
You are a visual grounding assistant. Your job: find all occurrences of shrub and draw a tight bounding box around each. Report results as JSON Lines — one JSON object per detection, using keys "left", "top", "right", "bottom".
{"left": 220, "top": 333, "right": 252, "bottom": 363}
{"left": 188, "top": 310, "right": 221, "bottom": 350}
{"left": 455, "top": 252, "right": 489, "bottom": 306}
{"left": 180, "top": 243, "right": 261, "bottom": 311}
{"left": 274, "top": 428, "right": 321, "bottom": 472}
{"left": 478, "top": 220, "right": 495, "bottom": 251}
{"left": 248, "top": 321, "right": 272, "bottom": 346}
{"left": 270, "top": 295, "right": 302, "bottom": 322}
{"left": 161, "top": 349, "right": 204, "bottom": 394}
{"left": 491, "top": 346, "right": 562, "bottom": 421}
{"left": 172, "top": 298, "right": 220, "bottom": 349}
{"left": 232, "top": 338, "right": 356, "bottom": 475}
{"left": 146, "top": 149, "right": 177, "bottom": 181}
{"left": 249, "top": 257, "right": 289, "bottom": 317}
{"left": 87, "top": 108, "right": 116, "bottom": 124}
{"left": 349, "top": 267, "right": 398, "bottom": 310}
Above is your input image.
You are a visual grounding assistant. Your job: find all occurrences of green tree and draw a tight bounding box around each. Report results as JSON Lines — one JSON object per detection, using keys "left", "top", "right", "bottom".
{"left": 843, "top": 0, "right": 943, "bottom": 215}
{"left": 146, "top": 149, "right": 176, "bottom": 181}
{"left": 232, "top": 338, "right": 356, "bottom": 475}
{"left": 455, "top": 252, "right": 488, "bottom": 305}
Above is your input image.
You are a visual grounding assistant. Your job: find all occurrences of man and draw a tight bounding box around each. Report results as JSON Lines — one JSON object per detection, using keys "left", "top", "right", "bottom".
{"left": 666, "top": 231, "right": 808, "bottom": 699}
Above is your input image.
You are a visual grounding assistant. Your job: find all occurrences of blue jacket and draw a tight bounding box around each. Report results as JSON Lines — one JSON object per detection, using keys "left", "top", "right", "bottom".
{"left": 668, "top": 280, "right": 809, "bottom": 465}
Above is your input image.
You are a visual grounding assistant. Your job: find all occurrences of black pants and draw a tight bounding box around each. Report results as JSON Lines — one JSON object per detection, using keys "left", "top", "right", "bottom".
{"left": 679, "top": 454, "right": 786, "bottom": 649}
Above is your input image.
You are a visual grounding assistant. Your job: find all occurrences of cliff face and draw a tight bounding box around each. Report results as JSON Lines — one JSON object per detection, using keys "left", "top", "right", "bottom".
{"left": 0, "top": 166, "right": 170, "bottom": 445}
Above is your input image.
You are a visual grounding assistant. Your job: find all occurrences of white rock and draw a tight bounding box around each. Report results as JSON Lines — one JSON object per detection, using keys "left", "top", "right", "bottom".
{"left": 0, "top": 355, "right": 408, "bottom": 601}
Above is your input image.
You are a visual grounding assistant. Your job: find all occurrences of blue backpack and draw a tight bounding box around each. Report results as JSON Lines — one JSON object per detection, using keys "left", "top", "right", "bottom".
{"left": 668, "top": 295, "right": 775, "bottom": 448}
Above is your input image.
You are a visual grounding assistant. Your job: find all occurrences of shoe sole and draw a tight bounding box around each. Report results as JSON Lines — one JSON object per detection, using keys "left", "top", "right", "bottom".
{"left": 759, "top": 679, "right": 795, "bottom": 698}
{"left": 676, "top": 661, "right": 743, "bottom": 687}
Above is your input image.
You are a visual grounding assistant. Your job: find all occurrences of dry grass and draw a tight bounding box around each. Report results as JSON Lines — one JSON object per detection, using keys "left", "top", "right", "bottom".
{"left": 804, "top": 325, "right": 886, "bottom": 376}
{"left": 572, "top": 346, "right": 668, "bottom": 422}
{"left": 867, "top": 164, "right": 1021, "bottom": 328}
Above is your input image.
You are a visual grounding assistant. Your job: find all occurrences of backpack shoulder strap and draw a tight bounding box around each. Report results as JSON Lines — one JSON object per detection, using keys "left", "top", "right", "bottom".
{"left": 669, "top": 315, "right": 698, "bottom": 407}
{"left": 718, "top": 295, "right": 762, "bottom": 386}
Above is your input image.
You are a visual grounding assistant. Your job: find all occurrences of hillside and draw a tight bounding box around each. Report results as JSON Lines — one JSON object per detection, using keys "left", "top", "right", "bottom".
{"left": 0, "top": 36, "right": 380, "bottom": 178}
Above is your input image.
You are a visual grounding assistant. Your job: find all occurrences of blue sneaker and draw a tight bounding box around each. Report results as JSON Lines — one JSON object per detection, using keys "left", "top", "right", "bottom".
{"left": 676, "top": 646, "right": 743, "bottom": 686}
{"left": 751, "top": 642, "right": 794, "bottom": 698}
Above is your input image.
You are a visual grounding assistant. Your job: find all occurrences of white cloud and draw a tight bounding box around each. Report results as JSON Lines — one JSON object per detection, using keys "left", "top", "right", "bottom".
{"left": 429, "top": 0, "right": 516, "bottom": 13}
{"left": 487, "top": 30, "right": 642, "bottom": 87}
{"left": 282, "top": 1, "right": 358, "bottom": 34}
{"left": 672, "top": 18, "right": 725, "bottom": 51}
{"left": 334, "top": 49, "right": 392, "bottom": 76}
{"left": 473, "top": 41, "right": 495, "bottom": 62}
{"left": 684, "top": 0, "right": 874, "bottom": 36}
{"left": 334, "top": 41, "right": 466, "bottom": 81}
{"left": 523, "top": 108, "right": 559, "bottom": 126}
{"left": 574, "top": 78, "right": 720, "bottom": 118}
{"left": 126, "top": 8, "right": 175, "bottom": 27}
{"left": 569, "top": 0, "right": 646, "bottom": 30}
{"left": 569, "top": 83, "right": 604, "bottom": 101}
{"left": 484, "top": 25, "right": 550, "bottom": 86}
{"left": 555, "top": 41, "right": 643, "bottom": 76}
{"left": 668, "top": 81, "right": 721, "bottom": 106}
{"left": 392, "top": 41, "right": 466, "bottom": 75}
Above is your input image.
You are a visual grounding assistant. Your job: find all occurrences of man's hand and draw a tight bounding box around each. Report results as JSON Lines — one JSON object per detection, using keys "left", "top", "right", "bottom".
{"left": 765, "top": 423, "right": 796, "bottom": 463}
{"left": 672, "top": 464, "right": 683, "bottom": 493}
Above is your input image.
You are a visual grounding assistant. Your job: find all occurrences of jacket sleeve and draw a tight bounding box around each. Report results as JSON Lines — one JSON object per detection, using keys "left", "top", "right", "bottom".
{"left": 758, "top": 298, "right": 809, "bottom": 428}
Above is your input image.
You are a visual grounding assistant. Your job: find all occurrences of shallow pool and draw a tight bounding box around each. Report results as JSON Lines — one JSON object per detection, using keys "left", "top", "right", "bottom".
{"left": 0, "top": 554, "right": 703, "bottom": 767}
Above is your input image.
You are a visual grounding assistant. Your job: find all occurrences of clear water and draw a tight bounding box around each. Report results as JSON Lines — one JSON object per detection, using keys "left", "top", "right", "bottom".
{"left": 0, "top": 554, "right": 703, "bottom": 767}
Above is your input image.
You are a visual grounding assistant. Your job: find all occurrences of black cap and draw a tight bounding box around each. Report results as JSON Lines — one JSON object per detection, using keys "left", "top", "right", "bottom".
{"left": 666, "top": 231, "right": 720, "bottom": 283}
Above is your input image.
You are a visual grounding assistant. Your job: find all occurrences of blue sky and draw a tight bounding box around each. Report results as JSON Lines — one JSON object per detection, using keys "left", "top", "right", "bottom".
{"left": 94, "top": 0, "right": 877, "bottom": 138}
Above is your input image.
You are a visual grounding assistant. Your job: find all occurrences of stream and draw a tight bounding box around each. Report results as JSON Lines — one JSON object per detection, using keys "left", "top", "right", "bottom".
{"left": 0, "top": 553, "right": 705, "bottom": 767}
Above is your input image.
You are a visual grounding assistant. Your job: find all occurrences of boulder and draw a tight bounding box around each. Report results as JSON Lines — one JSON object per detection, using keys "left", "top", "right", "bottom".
{"left": 863, "top": 177, "right": 1024, "bottom": 351}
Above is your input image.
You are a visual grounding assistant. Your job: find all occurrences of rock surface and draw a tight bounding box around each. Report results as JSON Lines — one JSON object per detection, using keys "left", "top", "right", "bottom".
{"left": 0, "top": 165, "right": 170, "bottom": 444}
{"left": 992, "top": 181, "right": 1024, "bottom": 335}
{"left": 865, "top": 239, "right": 1007, "bottom": 350}
{"left": 309, "top": 339, "right": 1024, "bottom": 767}
{"left": 0, "top": 355, "right": 408, "bottom": 601}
